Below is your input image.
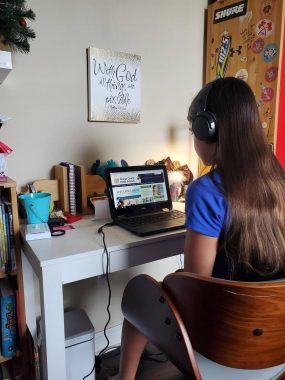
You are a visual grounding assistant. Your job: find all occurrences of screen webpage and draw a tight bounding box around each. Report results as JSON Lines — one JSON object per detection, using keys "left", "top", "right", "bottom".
{"left": 110, "top": 169, "right": 168, "bottom": 209}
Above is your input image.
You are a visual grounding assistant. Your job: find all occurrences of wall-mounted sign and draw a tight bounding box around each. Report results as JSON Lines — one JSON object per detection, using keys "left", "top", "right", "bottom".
{"left": 213, "top": 0, "right": 248, "bottom": 24}
{"left": 87, "top": 47, "right": 141, "bottom": 123}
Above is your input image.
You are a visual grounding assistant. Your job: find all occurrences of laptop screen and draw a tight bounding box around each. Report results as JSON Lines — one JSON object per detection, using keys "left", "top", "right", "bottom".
{"left": 105, "top": 165, "right": 173, "bottom": 218}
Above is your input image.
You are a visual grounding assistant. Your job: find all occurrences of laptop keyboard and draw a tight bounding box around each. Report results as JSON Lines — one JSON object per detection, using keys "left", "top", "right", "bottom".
{"left": 120, "top": 210, "right": 185, "bottom": 227}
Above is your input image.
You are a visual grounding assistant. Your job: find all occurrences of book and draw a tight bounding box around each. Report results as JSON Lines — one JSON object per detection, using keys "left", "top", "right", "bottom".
{"left": 0, "top": 215, "right": 3, "bottom": 272}
{"left": 0, "top": 201, "right": 11, "bottom": 273}
{"left": 68, "top": 163, "right": 76, "bottom": 215}
{"left": 0, "top": 201, "right": 6, "bottom": 267}
{"left": 24, "top": 223, "right": 51, "bottom": 241}
{"left": 0, "top": 279, "right": 16, "bottom": 358}
{"left": 74, "top": 164, "right": 82, "bottom": 214}
{"left": 60, "top": 162, "right": 77, "bottom": 215}
{"left": 1, "top": 199, "right": 16, "bottom": 271}
{"left": 1, "top": 363, "right": 10, "bottom": 380}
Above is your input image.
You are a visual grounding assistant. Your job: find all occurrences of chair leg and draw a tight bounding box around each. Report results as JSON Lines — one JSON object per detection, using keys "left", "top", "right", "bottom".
{"left": 121, "top": 274, "right": 202, "bottom": 380}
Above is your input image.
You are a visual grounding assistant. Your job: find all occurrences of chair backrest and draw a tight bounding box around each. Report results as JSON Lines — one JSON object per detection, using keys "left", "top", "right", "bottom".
{"left": 163, "top": 272, "right": 285, "bottom": 369}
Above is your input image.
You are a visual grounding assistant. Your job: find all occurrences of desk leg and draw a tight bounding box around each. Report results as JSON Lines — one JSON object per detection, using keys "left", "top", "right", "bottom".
{"left": 39, "top": 265, "right": 66, "bottom": 380}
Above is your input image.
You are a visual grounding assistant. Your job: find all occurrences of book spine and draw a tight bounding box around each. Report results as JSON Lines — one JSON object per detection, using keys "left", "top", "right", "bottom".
{"left": 3, "top": 201, "right": 16, "bottom": 271}
{"left": 0, "top": 285, "right": 16, "bottom": 358}
{"left": 0, "top": 201, "right": 9, "bottom": 272}
{"left": 60, "top": 162, "right": 76, "bottom": 215}
{"left": 0, "top": 200, "right": 6, "bottom": 268}
{"left": 0, "top": 364, "right": 5, "bottom": 380}
{"left": 74, "top": 165, "right": 82, "bottom": 213}
{"left": 3, "top": 211, "right": 11, "bottom": 273}
{"left": 0, "top": 211, "right": 3, "bottom": 273}
{"left": 68, "top": 163, "right": 76, "bottom": 215}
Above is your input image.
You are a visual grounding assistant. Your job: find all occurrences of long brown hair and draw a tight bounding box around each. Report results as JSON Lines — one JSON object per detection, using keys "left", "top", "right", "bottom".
{"left": 189, "top": 77, "right": 285, "bottom": 279}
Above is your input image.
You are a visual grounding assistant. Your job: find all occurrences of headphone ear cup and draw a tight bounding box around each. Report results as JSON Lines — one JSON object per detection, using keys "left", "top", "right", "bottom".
{"left": 192, "top": 110, "right": 217, "bottom": 143}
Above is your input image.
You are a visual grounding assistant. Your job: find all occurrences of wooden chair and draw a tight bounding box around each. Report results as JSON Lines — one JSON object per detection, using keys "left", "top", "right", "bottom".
{"left": 122, "top": 272, "right": 285, "bottom": 379}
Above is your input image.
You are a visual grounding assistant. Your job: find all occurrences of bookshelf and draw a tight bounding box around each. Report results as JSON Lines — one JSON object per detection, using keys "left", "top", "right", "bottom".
{"left": 0, "top": 178, "right": 27, "bottom": 373}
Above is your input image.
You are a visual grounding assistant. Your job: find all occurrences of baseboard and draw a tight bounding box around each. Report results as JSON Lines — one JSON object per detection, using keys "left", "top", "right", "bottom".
{"left": 95, "top": 323, "right": 122, "bottom": 354}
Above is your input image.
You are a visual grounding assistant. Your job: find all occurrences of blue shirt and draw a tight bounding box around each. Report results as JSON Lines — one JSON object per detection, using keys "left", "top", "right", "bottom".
{"left": 185, "top": 170, "right": 227, "bottom": 236}
{"left": 185, "top": 170, "right": 230, "bottom": 279}
{"left": 185, "top": 171, "right": 285, "bottom": 281}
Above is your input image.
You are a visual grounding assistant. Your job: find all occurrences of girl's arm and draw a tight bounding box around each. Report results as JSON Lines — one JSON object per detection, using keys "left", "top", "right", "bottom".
{"left": 183, "top": 229, "right": 218, "bottom": 276}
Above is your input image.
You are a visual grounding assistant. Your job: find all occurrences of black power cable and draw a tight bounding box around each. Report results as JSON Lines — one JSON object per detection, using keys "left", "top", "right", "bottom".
{"left": 83, "top": 222, "right": 115, "bottom": 380}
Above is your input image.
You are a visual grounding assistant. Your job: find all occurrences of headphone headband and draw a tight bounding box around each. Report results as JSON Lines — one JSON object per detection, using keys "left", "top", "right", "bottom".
{"left": 199, "top": 81, "right": 214, "bottom": 113}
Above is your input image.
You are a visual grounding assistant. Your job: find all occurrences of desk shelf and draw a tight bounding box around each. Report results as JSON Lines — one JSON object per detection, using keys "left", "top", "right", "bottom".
{"left": 32, "top": 165, "right": 106, "bottom": 215}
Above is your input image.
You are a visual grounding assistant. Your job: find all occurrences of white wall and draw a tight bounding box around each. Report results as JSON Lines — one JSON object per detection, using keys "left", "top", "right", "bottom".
{"left": 0, "top": 0, "right": 207, "bottom": 332}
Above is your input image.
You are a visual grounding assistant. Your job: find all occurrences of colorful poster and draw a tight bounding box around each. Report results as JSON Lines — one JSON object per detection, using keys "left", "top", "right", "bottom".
{"left": 206, "top": 0, "right": 283, "bottom": 148}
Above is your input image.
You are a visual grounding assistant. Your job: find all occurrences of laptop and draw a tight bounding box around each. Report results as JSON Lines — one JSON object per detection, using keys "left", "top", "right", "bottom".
{"left": 105, "top": 165, "right": 186, "bottom": 236}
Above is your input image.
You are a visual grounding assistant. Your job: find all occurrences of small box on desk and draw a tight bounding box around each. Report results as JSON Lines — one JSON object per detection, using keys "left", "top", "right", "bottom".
{"left": 24, "top": 223, "right": 51, "bottom": 240}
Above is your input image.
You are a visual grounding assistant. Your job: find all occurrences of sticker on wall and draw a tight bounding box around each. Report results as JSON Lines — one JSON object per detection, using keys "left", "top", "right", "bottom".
{"left": 239, "top": 9, "right": 252, "bottom": 26}
{"left": 262, "top": 121, "right": 268, "bottom": 129}
{"left": 251, "top": 38, "right": 265, "bottom": 54}
{"left": 235, "top": 68, "right": 248, "bottom": 81}
{"left": 261, "top": 86, "right": 274, "bottom": 103}
{"left": 230, "top": 45, "right": 242, "bottom": 57}
{"left": 240, "top": 23, "right": 255, "bottom": 50}
{"left": 216, "top": 35, "right": 232, "bottom": 78}
{"left": 262, "top": 43, "right": 278, "bottom": 62}
{"left": 213, "top": 0, "right": 248, "bottom": 24}
{"left": 263, "top": 108, "right": 273, "bottom": 129}
{"left": 256, "top": 19, "right": 274, "bottom": 38}
{"left": 257, "top": 99, "right": 265, "bottom": 109}
{"left": 87, "top": 47, "right": 141, "bottom": 123}
{"left": 260, "top": 0, "right": 275, "bottom": 17}
{"left": 210, "top": 47, "right": 219, "bottom": 71}
{"left": 265, "top": 66, "right": 278, "bottom": 82}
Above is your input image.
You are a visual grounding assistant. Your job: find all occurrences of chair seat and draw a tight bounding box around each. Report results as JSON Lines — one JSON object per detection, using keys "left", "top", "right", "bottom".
{"left": 195, "top": 351, "right": 285, "bottom": 380}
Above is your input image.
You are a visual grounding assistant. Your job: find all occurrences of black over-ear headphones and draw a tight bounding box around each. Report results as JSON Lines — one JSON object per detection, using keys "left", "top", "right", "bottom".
{"left": 192, "top": 80, "right": 218, "bottom": 143}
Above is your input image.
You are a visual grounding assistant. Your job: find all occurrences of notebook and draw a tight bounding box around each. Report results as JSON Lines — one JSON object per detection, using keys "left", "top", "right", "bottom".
{"left": 105, "top": 165, "right": 185, "bottom": 236}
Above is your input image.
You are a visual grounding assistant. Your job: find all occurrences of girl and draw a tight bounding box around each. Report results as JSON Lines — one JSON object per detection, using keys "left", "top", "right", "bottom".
{"left": 185, "top": 77, "right": 285, "bottom": 281}
{"left": 113, "top": 77, "right": 285, "bottom": 379}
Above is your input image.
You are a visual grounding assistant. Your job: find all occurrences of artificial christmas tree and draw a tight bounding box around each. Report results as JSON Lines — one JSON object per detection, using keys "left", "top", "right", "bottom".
{"left": 0, "top": 0, "right": 35, "bottom": 54}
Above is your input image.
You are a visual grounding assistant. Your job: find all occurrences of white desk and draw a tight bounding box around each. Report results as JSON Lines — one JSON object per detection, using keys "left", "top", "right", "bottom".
{"left": 21, "top": 214, "right": 185, "bottom": 380}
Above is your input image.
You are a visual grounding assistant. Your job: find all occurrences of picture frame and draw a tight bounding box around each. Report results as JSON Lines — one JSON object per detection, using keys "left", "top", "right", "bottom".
{"left": 87, "top": 47, "right": 141, "bottom": 123}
